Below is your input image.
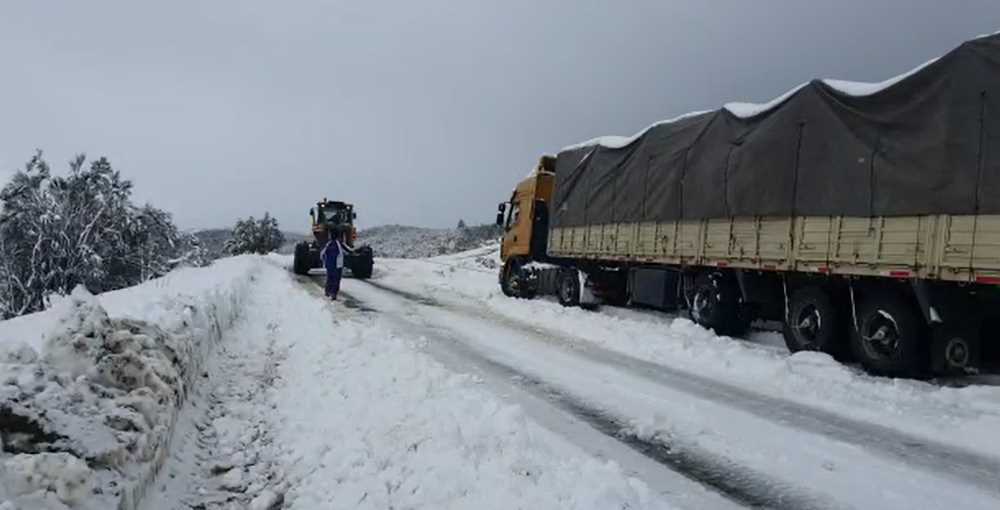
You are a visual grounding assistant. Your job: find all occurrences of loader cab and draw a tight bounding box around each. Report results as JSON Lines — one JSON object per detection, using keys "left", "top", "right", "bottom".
{"left": 499, "top": 156, "right": 556, "bottom": 263}
{"left": 310, "top": 200, "right": 359, "bottom": 246}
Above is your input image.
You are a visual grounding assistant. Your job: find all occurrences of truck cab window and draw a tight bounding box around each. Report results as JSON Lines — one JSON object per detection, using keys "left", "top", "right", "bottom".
{"left": 506, "top": 201, "right": 521, "bottom": 230}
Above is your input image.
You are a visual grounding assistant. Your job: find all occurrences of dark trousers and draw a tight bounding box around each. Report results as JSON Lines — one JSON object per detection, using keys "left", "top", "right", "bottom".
{"left": 325, "top": 267, "right": 342, "bottom": 298}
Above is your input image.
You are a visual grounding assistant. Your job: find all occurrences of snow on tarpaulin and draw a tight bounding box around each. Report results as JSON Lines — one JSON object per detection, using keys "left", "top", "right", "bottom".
{"left": 722, "top": 82, "right": 808, "bottom": 119}
{"left": 560, "top": 110, "right": 712, "bottom": 152}
{"left": 552, "top": 31, "right": 1000, "bottom": 228}
{"left": 821, "top": 58, "right": 939, "bottom": 97}
{"left": 0, "top": 257, "right": 260, "bottom": 509}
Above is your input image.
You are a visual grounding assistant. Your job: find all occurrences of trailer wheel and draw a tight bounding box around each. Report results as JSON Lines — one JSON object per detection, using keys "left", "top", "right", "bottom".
{"left": 851, "top": 291, "right": 928, "bottom": 377}
{"left": 557, "top": 269, "right": 580, "bottom": 307}
{"left": 782, "top": 286, "right": 844, "bottom": 356}
{"left": 930, "top": 323, "right": 980, "bottom": 375}
{"left": 688, "top": 272, "right": 749, "bottom": 336}
{"left": 293, "top": 243, "right": 311, "bottom": 275}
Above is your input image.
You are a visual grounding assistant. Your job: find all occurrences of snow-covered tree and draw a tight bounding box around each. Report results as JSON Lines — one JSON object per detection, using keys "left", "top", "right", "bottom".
{"left": 0, "top": 152, "right": 206, "bottom": 319}
{"left": 224, "top": 213, "right": 285, "bottom": 255}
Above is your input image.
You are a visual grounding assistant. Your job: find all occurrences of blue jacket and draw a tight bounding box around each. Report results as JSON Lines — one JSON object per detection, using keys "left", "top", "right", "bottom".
{"left": 321, "top": 239, "right": 344, "bottom": 270}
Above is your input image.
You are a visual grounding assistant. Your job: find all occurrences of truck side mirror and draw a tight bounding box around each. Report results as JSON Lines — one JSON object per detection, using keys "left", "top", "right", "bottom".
{"left": 498, "top": 203, "right": 505, "bottom": 212}
{"left": 353, "top": 212, "right": 357, "bottom": 219}
{"left": 309, "top": 208, "right": 314, "bottom": 217}
{"left": 496, "top": 212, "right": 504, "bottom": 226}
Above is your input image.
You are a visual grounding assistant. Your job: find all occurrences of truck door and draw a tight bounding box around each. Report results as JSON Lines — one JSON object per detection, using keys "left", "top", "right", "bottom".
{"left": 502, "top": 192, "right": 533, "bottom": 259}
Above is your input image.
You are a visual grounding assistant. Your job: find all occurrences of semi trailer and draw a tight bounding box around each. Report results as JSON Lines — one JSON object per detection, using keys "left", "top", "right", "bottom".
{"left": 496, "top": 33, "right": 1000, "bottom": 377}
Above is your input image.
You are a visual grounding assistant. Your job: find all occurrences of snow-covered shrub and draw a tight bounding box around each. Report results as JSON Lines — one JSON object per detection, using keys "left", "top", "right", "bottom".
{"left": 224, "top": 213, "right": 285, "bottom": 255}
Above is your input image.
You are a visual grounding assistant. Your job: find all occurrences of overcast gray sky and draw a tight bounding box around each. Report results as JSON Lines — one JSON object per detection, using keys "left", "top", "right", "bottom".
{"left": 2, "top": 1, "right": 998, "bottom": 232}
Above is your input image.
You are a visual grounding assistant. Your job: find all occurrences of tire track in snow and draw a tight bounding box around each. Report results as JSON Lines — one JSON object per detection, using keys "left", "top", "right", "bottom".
{"left": 356, "top": 278, "right": 1000, "bottom": 497}
{"left": 323, "top": 279, "right": 836, "bottom": 510}
{"left": 141, "top": 313, "right": 286, "bottom": 510}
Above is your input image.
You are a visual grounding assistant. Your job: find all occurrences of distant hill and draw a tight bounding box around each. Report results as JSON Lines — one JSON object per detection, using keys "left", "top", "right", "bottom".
{"left": 358, "top": 223, "right": 501, "bottom": 258}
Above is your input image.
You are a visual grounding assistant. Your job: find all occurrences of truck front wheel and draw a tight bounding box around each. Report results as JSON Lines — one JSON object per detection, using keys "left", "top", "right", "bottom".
{"left": 850, "top": 291, "right": 928, "bottom": 377}
{"left": 501, "top": 259, "right": 537, "bottom": 299}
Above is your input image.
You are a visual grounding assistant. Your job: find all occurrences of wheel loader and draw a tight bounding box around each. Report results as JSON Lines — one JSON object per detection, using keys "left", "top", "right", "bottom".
{"left": 292, "top": 199, "right": 374, "bottom": 278}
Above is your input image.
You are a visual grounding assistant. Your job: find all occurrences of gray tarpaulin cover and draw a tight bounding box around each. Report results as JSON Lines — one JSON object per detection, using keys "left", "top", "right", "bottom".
{"left": 551, "top": 33, "right": 1000, "bottom": 228}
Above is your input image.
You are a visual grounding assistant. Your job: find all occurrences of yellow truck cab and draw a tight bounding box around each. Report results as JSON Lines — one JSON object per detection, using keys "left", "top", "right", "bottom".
{"left": 496, "top": 156, "right": 555, "bottom": 297}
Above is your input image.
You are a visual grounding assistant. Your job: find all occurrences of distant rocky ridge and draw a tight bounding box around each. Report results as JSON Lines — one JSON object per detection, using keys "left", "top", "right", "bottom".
{"left": 357, "top": 223, "right": 501, "bottom": 259}
{"left": 194, "top": 223, "right": 500, "bottom": 260}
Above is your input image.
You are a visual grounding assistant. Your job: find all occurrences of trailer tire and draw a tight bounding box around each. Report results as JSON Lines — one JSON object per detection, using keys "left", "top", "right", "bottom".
{"left": 688, "top": 272, "right": 750, "bottom": 337}
{"left": 293, "top": 243, "right": 311, "bottom": 275}
{"left": 930, "top": 323, "right": 980, "bottom": 375}
{"left": 556, "top": 268, "right": 580, "bottom": 307}
{"left": 851, "top": 291, "right": 928, "bottom": 377}
{"left": 782, "top": 286, "right": 844, "bottom": 357}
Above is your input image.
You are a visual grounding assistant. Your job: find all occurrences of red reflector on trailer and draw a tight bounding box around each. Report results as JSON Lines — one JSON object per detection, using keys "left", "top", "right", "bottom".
{"left": 888, "top": 270, "right": 911, "bottom": 278}
{"left": 763, "top": 264, "right": 777, "bottom": 270}
{"left": 976, "top": 275, "right": 1000, "bottom": 285}
{"left": 817, "top": 266, "right": 830, "bottom": 273}
{"left": 717, "top": 262, "right": 728, "bottom": 267}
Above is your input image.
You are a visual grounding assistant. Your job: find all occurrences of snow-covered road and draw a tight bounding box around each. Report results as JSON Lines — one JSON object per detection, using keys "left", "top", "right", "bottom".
{"left": 5, "top": 249, "right": 1000, "bottom": 509}
{"left": 140, "top": 260, "right": 680, "bottom": 510}
{"left": 318, "top": 248, "right": 1000, "bottom": 510}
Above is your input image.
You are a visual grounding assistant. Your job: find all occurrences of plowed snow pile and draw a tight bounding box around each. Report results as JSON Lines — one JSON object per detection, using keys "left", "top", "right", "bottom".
{"left": 0, "top": 257, "right": 258, "bottom": 509}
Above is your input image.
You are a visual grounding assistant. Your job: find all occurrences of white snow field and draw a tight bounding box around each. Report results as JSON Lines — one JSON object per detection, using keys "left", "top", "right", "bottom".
{"left": 4, "top": 246, "right": 1000, "bottom": 509}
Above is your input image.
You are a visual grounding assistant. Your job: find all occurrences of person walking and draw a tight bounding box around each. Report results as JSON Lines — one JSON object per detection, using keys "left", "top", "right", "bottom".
{"left": 321, "top": 233, "right": 345, "bottom": 300}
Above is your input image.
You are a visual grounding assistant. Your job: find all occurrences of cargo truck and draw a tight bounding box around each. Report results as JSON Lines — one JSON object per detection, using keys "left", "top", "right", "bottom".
{"left": 496, "top": 33, "right": 1000, "bottom": 377}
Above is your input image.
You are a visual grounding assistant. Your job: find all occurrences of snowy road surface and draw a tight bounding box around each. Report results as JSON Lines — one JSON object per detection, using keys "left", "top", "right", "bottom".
{"left": 5, "top": 249, "right": 1000, "bottom": 509}
{"left": 139, "top": 260, "right": 681, "bottom": 510}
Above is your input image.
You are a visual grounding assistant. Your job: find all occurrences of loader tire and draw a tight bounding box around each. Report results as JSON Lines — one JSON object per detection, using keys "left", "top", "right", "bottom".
{"left": 353, "top": 248, "right": 374, "bottom": 279}
{"left": 293, "top": 243, "right": 311, "bottom": 275}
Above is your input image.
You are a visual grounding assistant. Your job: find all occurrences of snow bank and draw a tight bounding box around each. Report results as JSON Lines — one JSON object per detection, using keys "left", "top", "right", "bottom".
{"left": 0, "top": 257, "right": 261, "bottom": 509}
{"left": 267, "top": 263, "right": 665, "bottom": 509}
